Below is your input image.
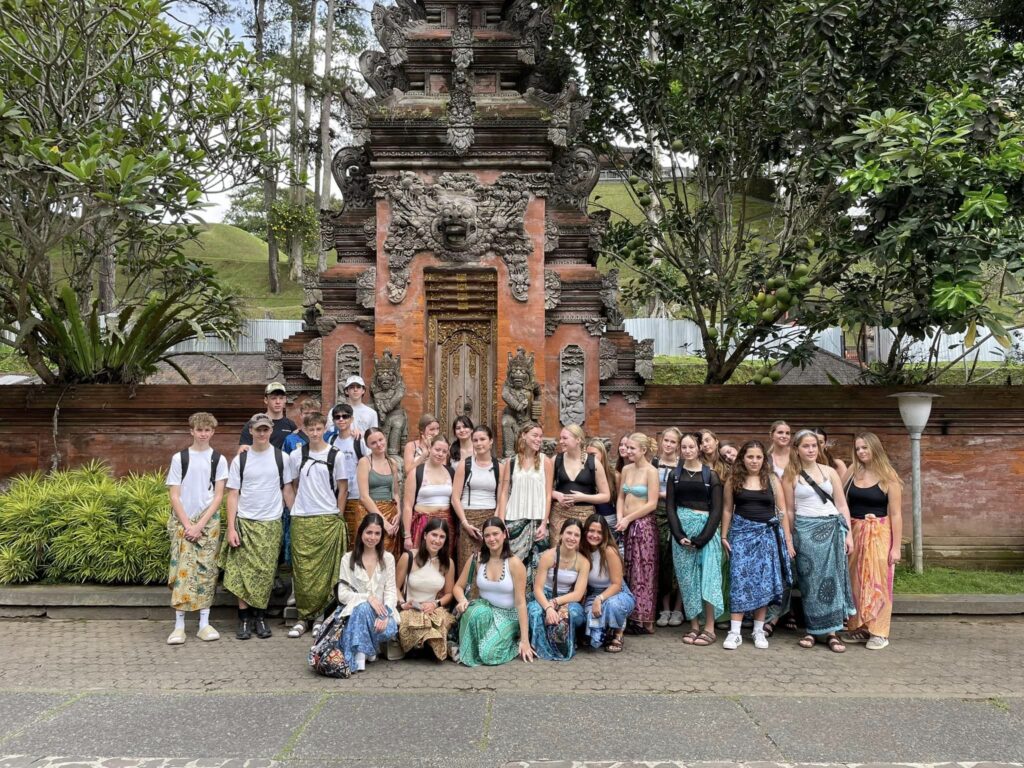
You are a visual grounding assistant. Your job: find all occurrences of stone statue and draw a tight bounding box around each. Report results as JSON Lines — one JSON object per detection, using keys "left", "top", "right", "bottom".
{"left": 501, "top": 347, "right": 541, "bottom": 457}
{"left": 370, "top": 350, "right": 409, "bottom": 457}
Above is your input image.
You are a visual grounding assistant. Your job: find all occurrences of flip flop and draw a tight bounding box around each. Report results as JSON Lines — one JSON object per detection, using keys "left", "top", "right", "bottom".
{"left": 798, "top": 634, "right": 816, "bottom": 649}
{"left": 826, "top": 635, "right": 846, "bottom": 654}
{"left": 692, "top": 630, "right": 717, "bottom": 647}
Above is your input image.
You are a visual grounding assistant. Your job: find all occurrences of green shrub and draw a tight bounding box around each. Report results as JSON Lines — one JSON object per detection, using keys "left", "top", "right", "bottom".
{"left": 0, "top": 462, "right": 186, "bottom": 586}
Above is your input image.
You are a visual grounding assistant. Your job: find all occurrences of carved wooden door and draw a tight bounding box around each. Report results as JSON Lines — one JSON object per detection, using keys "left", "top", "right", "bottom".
{"left": 425, "top": 271, "right": 497, "bottom": 432}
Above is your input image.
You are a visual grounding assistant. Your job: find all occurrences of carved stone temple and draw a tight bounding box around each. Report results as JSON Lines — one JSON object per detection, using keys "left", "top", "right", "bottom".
{"left": 268, "top": 0, "right": 653, "bottom": 453}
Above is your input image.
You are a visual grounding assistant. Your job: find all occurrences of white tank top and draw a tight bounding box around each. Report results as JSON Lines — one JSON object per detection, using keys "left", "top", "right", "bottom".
{"left": 462, "top": 459, "right": 498, "bottom": 509}
{"left": 587, "top": 550, "right": 611, "bottom": 590}
{"left": 476, "top": 558, "right": 515, "bottom": 609}
{"left": 506, "top": 458, "right": 546, "bottom": 521}
{"left": 417, "top": 481, "right": 452, "bottom": 507}
{"left": 794, "top": 475, "right": 839, "bottom": 518}
{"left": 405, "top": 559, "right": 446, "bottom": 605}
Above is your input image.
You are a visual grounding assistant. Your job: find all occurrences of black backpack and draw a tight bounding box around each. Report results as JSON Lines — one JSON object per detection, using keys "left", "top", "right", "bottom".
{"left": 328, "top": 432, "right": 363, "bottom": 460}
{"left": 673, "top": 462, "right": 714, "bottom": 509}
{"left": 299, "top": 443, "right": 340, "bottom": 496}
{"left": 463, "top": 455, "right": 500, "bottom": 506}
{"left": 238, "top": 447, "right": 285, "bottom": 491}
{"left": 178, "top": 448, "right": 222, "bottom": 490}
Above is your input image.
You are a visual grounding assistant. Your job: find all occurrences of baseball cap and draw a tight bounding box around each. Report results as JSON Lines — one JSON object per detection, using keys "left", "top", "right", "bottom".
{"left": 249, "top": 413, "right": 274, "bottom": 430}
{"left": 343, "top": 375, "right": 365, "bottom": 390}
{"left": 332, "top": 403, "right": 354, "bottom": 419}
{"left": 265, "top": 381, "right": 287, "bottom": 395}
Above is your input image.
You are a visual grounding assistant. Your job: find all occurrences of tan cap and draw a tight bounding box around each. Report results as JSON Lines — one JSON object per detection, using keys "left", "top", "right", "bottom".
{"left": 265, "top": 381, "right": 287, "bottom": 395}
{"left": 249, "top": 413, "right": 274, "bottom": 430}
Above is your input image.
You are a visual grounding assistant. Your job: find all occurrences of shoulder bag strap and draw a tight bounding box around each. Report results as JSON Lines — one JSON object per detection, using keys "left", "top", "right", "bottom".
{"left": 799, "top": 469, "right": 835, "bottom": 506}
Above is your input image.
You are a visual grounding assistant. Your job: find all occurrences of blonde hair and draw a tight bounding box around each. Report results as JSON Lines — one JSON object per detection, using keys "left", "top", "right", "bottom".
{"left": 700, "top": 428, "right": 728, "bottom": 478}
{"left": 628, "top": 432, "right": 654, "bottom": 460}
{"left": 561, "top": 424, "right": 586, "bottom": 445}
{"left": 658, "top": 427, "right": 682, "bottom": 461}
{"left": 515, "top": 422, "right": 544, "bottom": 471}
{"left": 189, "top": 412, "right": 217, "bottom": 430}
{"left": 850, "top": 432, "right": 902, "bottom": 493}
{"left": 587, "top": 437, "right": 617, "bottom": 499}
{"left": 784, "top": 429, "right": 819, "bottom": 483}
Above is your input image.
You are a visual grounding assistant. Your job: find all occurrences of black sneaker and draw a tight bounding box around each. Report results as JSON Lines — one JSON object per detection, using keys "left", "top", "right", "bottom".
{"left": 254, "top": 610, "right": 272, "bottom": 639}
{"left": 236, "top": 616, "right": 252, "bottom": 640}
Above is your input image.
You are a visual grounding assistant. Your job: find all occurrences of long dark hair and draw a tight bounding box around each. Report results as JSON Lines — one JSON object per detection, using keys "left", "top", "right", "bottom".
{"left": 730, "top": 440, "right": 774, "bottom": 496}
{"left": 479, "top": 516, "right": 512, "bottom": 563}
{"left": 415, "top": 517, "right": 451, "bottom": 574}
{"left": 364, "top": 426, "right": 397, "bottom": 475}
{"left": 449, "top": 415, "right": 475, "bottom": 462}
{"left": 579, "top": 513, "right": 615, "bottom": 579}
{"left": 351, "top": 512, "right": 386, "bottom": 570}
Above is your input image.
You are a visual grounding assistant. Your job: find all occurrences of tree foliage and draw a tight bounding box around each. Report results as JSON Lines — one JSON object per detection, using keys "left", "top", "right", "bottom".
{"left": 0, "top": 0, "right": 280, "bottom": 383}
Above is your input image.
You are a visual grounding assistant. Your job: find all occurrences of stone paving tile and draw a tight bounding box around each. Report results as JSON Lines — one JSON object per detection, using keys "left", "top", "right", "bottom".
{"left": 0, "top": 617, "right": 1022, "bottom": 697}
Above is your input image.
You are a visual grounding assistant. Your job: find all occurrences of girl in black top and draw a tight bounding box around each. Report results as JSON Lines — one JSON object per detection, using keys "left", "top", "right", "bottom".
{"left": 666, "top": 433, "right": 724, "bottom": 646}
{"left": 549, "top": 424, "right": 610, "bottom": 547}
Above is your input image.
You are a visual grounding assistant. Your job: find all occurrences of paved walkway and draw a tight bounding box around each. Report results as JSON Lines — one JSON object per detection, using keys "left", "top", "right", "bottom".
{"left": 0, "top": 616, "right": 1021, "bottom": 767}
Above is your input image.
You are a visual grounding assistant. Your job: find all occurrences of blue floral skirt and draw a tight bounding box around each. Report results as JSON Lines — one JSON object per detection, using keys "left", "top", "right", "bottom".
{"left": 338, "top": 601, "right": 398, "bottom": 668}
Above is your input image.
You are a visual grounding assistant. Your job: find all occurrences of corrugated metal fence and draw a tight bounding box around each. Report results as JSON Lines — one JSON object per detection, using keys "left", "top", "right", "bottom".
{"left": 873, "top": 327, "right": 1024, "bottom": 364}
{"left": 167, "top": 319, "right": 304, "bottom": 353}
{"left": 623, "top": 318, "right": 845, "bottom": 358}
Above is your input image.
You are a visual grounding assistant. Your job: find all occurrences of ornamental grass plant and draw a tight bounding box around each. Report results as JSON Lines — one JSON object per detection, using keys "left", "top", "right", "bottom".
{"left": 0, "top": 462, "right": 177, "bottom": 585}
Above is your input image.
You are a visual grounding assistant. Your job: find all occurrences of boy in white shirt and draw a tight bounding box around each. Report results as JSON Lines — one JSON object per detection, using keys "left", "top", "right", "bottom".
{"left": 328, "top": 403, "right": 365, "bottom": 548}
{"left": 165, "top": 412, "right": 229, "bottom": 645}
{"left": 343, "top": 375, "right": 378, "bottom": 442}
{"left": 222, "top": 413, "right": 297, "bottom": 640}
{"left": 286, "top": 411, "right": 353, "bottom": 638}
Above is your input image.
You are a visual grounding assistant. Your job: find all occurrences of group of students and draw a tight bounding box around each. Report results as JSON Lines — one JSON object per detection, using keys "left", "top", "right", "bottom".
{"left": 165, "top": 381, "right": 904, "bottom": 675}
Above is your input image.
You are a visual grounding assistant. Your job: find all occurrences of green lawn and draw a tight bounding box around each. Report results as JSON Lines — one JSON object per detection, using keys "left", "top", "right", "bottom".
{"left": 893, "top": 565, "right": 1024, "bottom": 594}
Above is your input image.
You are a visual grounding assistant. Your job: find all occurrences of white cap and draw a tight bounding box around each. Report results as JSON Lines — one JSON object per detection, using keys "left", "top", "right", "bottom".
{"left": 343, "top": 375, "right": 365, "bottom": 390}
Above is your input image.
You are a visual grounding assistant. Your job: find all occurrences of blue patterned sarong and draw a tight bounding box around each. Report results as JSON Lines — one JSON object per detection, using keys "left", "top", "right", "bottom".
{"left": 527, "top": 587, "right": 586, "bottom": 661}
{"left": 671, "top": 508, "right": 724, "bottom": 620}
{"left": 794, "top": 514, "right": 856, "bottom": 635}
{"left": 583, "top": 582, "right": 636, "bottom": 648}
{"left": 338, "top": 601, "right": 398, "bottom": 668}
{"left": 727, "top": 514, "right": 792, "bottom": 614}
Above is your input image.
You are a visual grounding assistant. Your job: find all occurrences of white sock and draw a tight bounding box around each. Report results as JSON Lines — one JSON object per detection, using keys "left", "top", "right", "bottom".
{"left": 199, "top": 609, "right": 210, "bottom": 630}
{"left": 753, "top": 620, "right": 765, "bottom": 634}
{"left": 354, "top": 652, "right": 366, "bottom": 671}
{"left": 174, "top": 611, "right": 185, "bottom": 631}
{"left": 730, "top": 619, "right": 742, "bottom": 635}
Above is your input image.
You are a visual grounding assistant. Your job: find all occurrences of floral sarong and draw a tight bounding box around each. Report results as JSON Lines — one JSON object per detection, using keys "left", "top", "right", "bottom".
{"left": 219, "top": 517, "right": 282, "bottom": 610}
{"left": 671, "top": 507, "right": 724, "bottom": 620}
{"left": 410, "top": 508, "right": 456, "bottom": 557}
{"left": 338, "top": 601, "right": 398, "bottom": 668}
{"left": 549, "top": 502, "right": 595, "bottom": 548}
{"left": 396, "top": 606, "right": 455, "bottom": 660}
{"left": 527, "top": 587, "right": 586, "bottom": 661}
{"left": 290, "top": 514, "right": 347, "bottom": 621}
{"left": 848, "top": 516, "right": 894, "bottom": 638}
{"left": 457, "top": 508, "right": 494, "bottom": 576}
{"left": 167, "top": 512, "right": 221, "bottom": 612}
{"left": 506, "top": 518, "right": 547, "bottom": 590}
{"left": 583, "top": 582, "right": 636, "bottom": 648}
{"left": 344, "top": 499, "right": 402, "bottom": 560}
{"left": 623, "top": 514, "right": 658, "bottom": 631}
{"left": 794, "top": 514, "right": 856, "bottom": 635}
{"left": 727, "top": 513, "right": 792, "bottom": 614}
{"left": 458, "top": 599, "right": 521, "bottom": 667}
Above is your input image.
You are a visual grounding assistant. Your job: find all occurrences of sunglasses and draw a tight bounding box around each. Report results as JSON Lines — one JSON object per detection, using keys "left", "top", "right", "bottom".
{"left": 334, "top": 414, "right": 352, "bottom": 420}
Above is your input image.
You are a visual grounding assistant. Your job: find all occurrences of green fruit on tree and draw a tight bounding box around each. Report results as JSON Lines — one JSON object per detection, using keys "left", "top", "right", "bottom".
{"left": 628, "top": 175, "right": 641, "bottom": 186}
{"left": 767, "top": 277, "right": 782, "bottom": 290}
{"left": 761, "top": 309, "right": 775, "bottom": 322}
{"left": 755, "top": 291, "right": 766, "bottom": 305}
{"left": 638, "top": 195, "right": 652, "bottom": 207}
{"left": 764, "top": 294, "right": 777, "bottom": 308}
{"left": 775, "top": 286, "right": 791, "bottom": 303}
{"left": 793, "top": 264, "right": 810, "bottom": 278}
{"left": 760, "top": 376, "right": 774, "bottom": 386}
{"left": 707, "top": 326, "right": 719, "bottom": 339}
{"left": 769, "top": 370, "right": 783, "bottom": 382}
{"left": 670, "top": 139, "right": 684, "bottom": 152}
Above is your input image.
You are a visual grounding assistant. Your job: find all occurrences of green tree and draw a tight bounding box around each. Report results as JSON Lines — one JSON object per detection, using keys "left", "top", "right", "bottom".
{"left": 563, "top": 0, "right": 978, "bottom": 383}
{"left": 0, "top": 0, "right": 281, "bottom": 383}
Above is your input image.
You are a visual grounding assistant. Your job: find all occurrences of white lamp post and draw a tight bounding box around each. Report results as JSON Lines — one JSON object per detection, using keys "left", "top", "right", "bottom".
{"left": 890, "top": 392, "right": 941, "bottom": 573}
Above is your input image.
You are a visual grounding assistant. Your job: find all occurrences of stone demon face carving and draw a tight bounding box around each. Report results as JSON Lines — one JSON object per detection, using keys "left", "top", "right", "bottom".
{"left": 374, "top": 367, "right": 396, "bottom": 391}
{"left": 433, "top": 191, "right": 478, "bottom": 252}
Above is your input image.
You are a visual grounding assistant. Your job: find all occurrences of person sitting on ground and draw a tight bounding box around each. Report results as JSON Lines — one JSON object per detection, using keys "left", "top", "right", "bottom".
{"left": 579, "top": 514, "right": 635, "bottom": 653}
{"left": 394, "top": 517, "right": 456, "bottom": 661}
{"left": 527, "top": 518, "right": 590, "bottom": 661}
{"left": 165, "top": 411, "right": 229, "bottom": 645}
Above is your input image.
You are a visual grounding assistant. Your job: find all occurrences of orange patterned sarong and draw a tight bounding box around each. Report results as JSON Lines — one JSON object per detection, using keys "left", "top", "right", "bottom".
{"left": 344, "top": 499, "right": 402, "bottom": 560}
{"left": 848, "top": 516, "right": 894, "bottom": 638}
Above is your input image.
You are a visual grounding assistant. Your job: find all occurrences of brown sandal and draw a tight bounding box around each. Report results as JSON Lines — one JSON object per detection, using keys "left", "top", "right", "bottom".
{"left": 682, "top": 629, "right": 699, "bottom": 644}
{"left": 605, "top": 635, "right": 624, "bottom": 653}
{"left": 826, "top": 634, "right": 846, "bottom": 653}
{"left": 692, "top": 630, "right": 716, "bottom": 647}
{"left": 798, "top": 634, "right": 816, "bottom": 649}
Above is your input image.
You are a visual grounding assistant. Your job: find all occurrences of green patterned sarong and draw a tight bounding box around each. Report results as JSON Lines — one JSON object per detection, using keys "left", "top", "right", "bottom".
{"left": 167, "top": 512, "right": 221, "bottom": 612}
{"left": 290, "top": 514, "right": 347, "bottom": 621}
{"left": 671, "top": 507, "right": 724, "bottom": 620}
{"left": 219, "top": 517, "right": 282, "bottom": 609}
{"left": 458, "top": 600, "right": 521, "bottom": 667}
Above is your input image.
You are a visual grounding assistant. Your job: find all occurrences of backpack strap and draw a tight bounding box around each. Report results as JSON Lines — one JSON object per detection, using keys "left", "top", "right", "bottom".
{"left": 464, "top": 456, "right": 474, "bottom": 506}
{"left": 492, "top": 458, "right": 500, "bottom": 489}
{"left": 701, "top": 464, "right": 713, "bottom": 510}
{"left": 354, "top": 439, "right": 363, "bottom": 461}
{"left": 209, "top": 450, "right": 221, "bottom": 490}
{"left": 178, "top": 449, "right": 189, "bottom": 483}
{"left": 800, "top": 469, "right": 835, "bottom": 506}
{"left": 274, "top": 447, "right": 285, "bottom": 489}
{"left": 508, "top": 456, "right": 516, "bottom": 495}
{"left": 415, "top": 462, "right": 425, "bottom": 501}
{"left": 326, "top": 447, "right": 339, "bottom": 496}
{"left": 238, "top": 450, "right": 247, "bottom": 489}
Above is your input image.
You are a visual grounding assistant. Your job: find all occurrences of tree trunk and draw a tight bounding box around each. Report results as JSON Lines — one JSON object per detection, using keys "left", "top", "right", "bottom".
{"left": 255, "top": 0, "right": 280, "bottom": 294}
{"left": 98, "top": 245, "right": 116, "bottom": 314}
{"left": 317, "top": 0, "right": 335, "bottom": 273}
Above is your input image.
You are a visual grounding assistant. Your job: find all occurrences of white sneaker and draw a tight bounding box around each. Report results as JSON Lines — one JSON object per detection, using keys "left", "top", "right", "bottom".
{"left": 866, "top": 635, "right": 889, "bottom": 650}
{"left": 197, "top": 625, "right": 220, "bottom": 642}
{"left": 354, "top": 651, "right": 366, "bottom": 672}
{"left": 656, "top": 610, "right": 671, "bottom": 627}
{"left": 166, "top": 627, "right": 186, "bottom": 645}
{"left": 311, "top": 622, "right": 323, "bottom": 637}
{"left": 752, "top": 630, "right": 769, "bottom": 649}
{"left": 667, "top": 611, "right": 684, "bottom": 627}
{"left": 723, "top": 632, "right": 743, "bottom": 650}
{"left": 287, "top": 622, "right": 307, "bottom": 638}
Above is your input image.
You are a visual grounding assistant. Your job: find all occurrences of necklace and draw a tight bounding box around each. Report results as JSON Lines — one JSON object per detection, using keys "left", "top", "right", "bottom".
{"left": 682, "top": 464, "right": 702, "bottom": 479}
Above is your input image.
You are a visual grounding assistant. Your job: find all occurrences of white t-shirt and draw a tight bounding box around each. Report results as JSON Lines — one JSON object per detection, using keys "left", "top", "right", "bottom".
{"left": 351, "top": 402, "right": 379, "bottom": 439}
{"left": 329, "top": 435, "right": 361, "bottom": 500}
{"left": 227, "top": 447, "right": 296, "bottom": 521}
{"left": 165, "top": 448, "right": 229, "bottom": 520}
{"left": 288, "top": 446, "right": 353, "bottom": 517}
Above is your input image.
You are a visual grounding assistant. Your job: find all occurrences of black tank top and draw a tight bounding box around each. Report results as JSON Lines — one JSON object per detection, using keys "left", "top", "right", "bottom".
{"left": 554, "top": 453, "right": 597, "bottom": 495}
{"left": 734, "top": 487, "right": 776, "bottom": 523}
{"left": 847, "top": 482, "right": 888, "bottom": 519}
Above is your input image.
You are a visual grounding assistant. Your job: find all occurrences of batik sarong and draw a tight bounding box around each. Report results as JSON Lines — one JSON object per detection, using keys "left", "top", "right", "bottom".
{"left": 671, "top": 507, "right": 724, "bottom": 620}
{"left": 338, "top": 601, "right": 398, "bottom": 668}
{"left": 457, "top": 508, "right": 494, "bottom": 577}
{"left": 727, "top": 513, "right": 792, "bottom": 614}
{"left": 344, "top": 499, "right": 402, "bottom": 560}
{"left": 410, "top": 508, "right": 456, "bottom": 557}
{"left": 583, "top": 582, "right": 636, "bottom": 648}
{"left": 654, "top": 501, "right": 678, "bottom": 604}
{"left": 848, "top": 516, "right": 894, "bottom": 638}
{"left": 458, "top": 599, "right": 521, "bottom": 667}
{"left": 549, "top": 502, "right": 595, "bottom": 548}
{"left": 623, "top": 514, "right": 658, "bottom": 631}
{"left": 527, "top": 587, "right": 586, "bottom": 661}
{"left": 507, "top": 518, "right": 547, "bottom": 590}
{"left": 167, "top": 512, "right": 221, "bottom": 612}
{"left": 397, "top": 606, "right": 455, "bottom": 660}
{"left": 219, "top": 517, "right": 283, "bottom": 610}
{"left": 290, "top": 514, "right": 347, "bottom": 621}
{"left": 794, "top": 514, "right": 857, "bottom": 635}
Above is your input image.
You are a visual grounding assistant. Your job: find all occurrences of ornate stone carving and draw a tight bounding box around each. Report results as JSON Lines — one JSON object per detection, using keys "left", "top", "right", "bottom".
{"left": 356, "top": 268, "right": 376, "bottom": 309}
{"left": 446, "top": 5, "right": 475, "bottom": 156}
{"left": 316, "top": 316, "right": 338, "bottom": 336}
{"left": 372, "top": 172, "right": 547, "bottom": 303}
{"left": 526, "top": 80, "right": 590, "bottom": 148}
{"left": 371, "top": 0, "right": 425, "bottom": 66}
{"left": 500, "top": 0, "right": 554, "bottom": 68}
{"left": 540, "top": 438, "right": 558, "bottom": 458}
{"left": 550, "top": 147, "right": 600, "bottom": 212}
{"left": 335, "top": 344, "right": 361, "bottom": 399}
{"left": 302, "top": 267, "right": 322, "bottom": 329}
{"left": 635, "top": 338, "right": 655, "bottom": 381}
{"left": 501, "top": 347, "right": 541, "bottom": 457}
{"left": 265, "top": 339, "right": 283, "bottom": 380}
{"left": 302, "top": 337, "right": 323, "bottom": 381}
{"left": 599, "top": 337, "right": 618, "bottom": 381}
{"left": 332, "top": 146, "right": 373, "bottom": 210}
{"left": 559, "top": 345, "right": 585, "bottom": 427}
{"left": 544, "top": 219, "right": 559, "bottom": 253}
{"left": 601, "top": 268, "right": 625, "bottom": 330}
{"left": 370, "top": 350, "right": 409, "bottom": 457}
{"left": 544, "top": 270, "right": 561, "bottom": 311}
{"left": 583, "top": 316, "right": 605, "bottom": 336}
{"left": 589, "top": 209, "right": 611, "bottom": 253}
{"left": 320, "top": 209, "right": 337, "bottom": 251}
{"left": 359, "top": 49, "right": 408, "bottom": 98}
{"left": 340, "top": 88, "right": 371, "bottom": 146}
